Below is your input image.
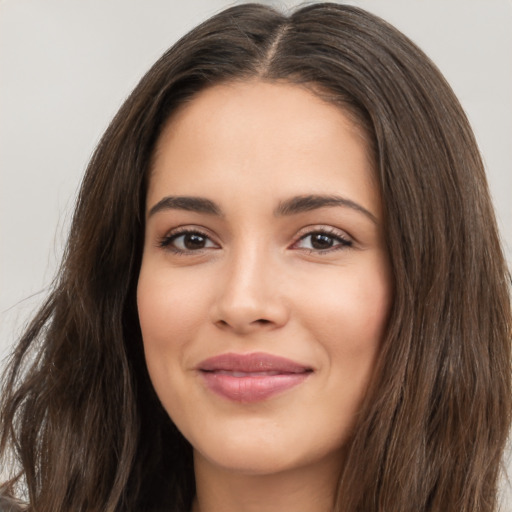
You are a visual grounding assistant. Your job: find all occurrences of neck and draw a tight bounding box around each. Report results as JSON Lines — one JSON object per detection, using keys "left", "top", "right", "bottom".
{"left": 191, "top": 450, "right": 343, "bottom": 512}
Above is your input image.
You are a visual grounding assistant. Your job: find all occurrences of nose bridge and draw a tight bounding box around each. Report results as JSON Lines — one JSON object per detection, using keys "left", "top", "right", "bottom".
{"left": 213, "top": 239, "right": 287, "bottom": 331}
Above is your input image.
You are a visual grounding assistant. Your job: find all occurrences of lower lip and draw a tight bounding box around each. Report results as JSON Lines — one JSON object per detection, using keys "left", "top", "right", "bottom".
{"left": 200, "top": 372, "right": 310, "bottom": 403}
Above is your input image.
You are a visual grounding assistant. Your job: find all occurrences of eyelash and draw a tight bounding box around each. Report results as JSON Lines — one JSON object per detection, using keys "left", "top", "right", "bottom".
{"left": 158, "top": 228, "right": 217, "bottom": 255}
{"left": 158, "top": 227, "right": 353, "bottom": 255}
{"left": 293, "top": 227, "right": 353, "bottom": 254}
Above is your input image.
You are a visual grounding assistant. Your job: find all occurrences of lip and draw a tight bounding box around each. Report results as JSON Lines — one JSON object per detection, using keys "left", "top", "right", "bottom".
{"left": 197, "top": 352, "right": 313, "bottom": 403}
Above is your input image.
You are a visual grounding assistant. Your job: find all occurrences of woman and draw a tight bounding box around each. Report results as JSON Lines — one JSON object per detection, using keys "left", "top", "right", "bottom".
{"left": 1, "top": 3, "right": 510, "bottom": 511}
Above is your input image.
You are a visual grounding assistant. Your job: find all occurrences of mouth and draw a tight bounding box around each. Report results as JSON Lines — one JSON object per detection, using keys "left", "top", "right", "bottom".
{"left": 197, "top": 352, "right": 313, "bottom": 403}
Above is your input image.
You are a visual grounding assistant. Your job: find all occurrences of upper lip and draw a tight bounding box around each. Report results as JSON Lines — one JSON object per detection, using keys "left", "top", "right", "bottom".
{"left": 197, "top": 352, "right": 313, "bottom": 374}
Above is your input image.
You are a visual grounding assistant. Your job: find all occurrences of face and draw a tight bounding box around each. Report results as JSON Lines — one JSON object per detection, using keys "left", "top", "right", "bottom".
{"left": 137, "top": 81, "right": 392, "bottom": 477}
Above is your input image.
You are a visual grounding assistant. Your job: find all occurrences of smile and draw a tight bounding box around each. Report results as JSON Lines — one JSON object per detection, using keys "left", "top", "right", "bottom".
{"left": 197, "top": 352, "right": 313, "bottom": 403}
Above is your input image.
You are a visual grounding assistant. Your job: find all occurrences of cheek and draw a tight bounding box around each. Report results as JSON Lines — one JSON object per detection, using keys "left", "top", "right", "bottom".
{"left": 297, "top": 260, "right": 391, "bottom": 397}
{"left": 303, "top": 270, "right": 390, "bottom": 346}
{"left": 136, "top": 267, "right": 208, "bottom": 418}
{"left": 137, "top": 267, "right": 207, "bottom": 348}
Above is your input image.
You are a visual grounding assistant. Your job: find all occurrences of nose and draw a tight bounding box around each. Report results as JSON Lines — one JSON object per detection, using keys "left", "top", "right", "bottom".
{"left": 211, "top": 245, "right": 289, "bottom": 334}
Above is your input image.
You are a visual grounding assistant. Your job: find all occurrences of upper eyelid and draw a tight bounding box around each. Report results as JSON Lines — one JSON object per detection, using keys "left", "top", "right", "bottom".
{"left": 164, "top": 225, "right": 217, "bottom": 239}
{"left": 157, "top": 226, "right": 221, "bottom": 250}
{"left": 294, "top": 231, "right": 351, "bottom": 245}
{"left": 293, "top": 225, "right": 353, "bottom": 241}
{"left": 171, "top": 232, "right": 219, "bottom": 248}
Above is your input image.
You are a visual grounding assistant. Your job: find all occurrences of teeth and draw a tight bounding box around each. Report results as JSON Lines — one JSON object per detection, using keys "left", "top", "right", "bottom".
{"left": 217, "top": 370, "right": 282, "bottom": 377}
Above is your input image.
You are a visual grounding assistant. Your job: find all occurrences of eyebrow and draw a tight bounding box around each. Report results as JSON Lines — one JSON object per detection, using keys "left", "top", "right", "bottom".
{"left": 148, "top": 193, "right": 377, "bottom": 224}
{"left": 275, "top": 194, "right": 378, "bottom": 224}
{"left": 148, "top": 196, "right": 222, "bottom": 217}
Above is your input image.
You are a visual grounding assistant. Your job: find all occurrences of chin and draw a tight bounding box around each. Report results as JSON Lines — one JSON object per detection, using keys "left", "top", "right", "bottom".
{"left": 195, "top": 445, "right": 308, "bottom": 476}
{"left": 189, "top": 421, "right": 345, "bottom": 477}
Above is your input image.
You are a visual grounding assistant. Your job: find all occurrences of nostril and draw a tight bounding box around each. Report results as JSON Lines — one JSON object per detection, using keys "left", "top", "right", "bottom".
{"left": 255, "top": 319, "right": 271, "bottom": 325}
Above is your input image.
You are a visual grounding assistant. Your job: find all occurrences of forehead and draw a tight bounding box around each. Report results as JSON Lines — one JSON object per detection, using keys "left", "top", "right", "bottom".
{"left": 147, "top": 80, "right": 379, "bottom": 215}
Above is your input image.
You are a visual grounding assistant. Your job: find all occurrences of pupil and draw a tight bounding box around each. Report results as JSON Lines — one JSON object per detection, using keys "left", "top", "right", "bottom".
{"left": 184, "top": 233, "right": 206, "bottom": 250}
{"left": 311, "top": 233, "right": 333, "bottom": 250}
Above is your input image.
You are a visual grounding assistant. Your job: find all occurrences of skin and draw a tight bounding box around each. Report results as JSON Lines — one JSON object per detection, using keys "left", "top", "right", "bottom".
{"left": 137, "top": 80, "right": 392, "bottom": 512}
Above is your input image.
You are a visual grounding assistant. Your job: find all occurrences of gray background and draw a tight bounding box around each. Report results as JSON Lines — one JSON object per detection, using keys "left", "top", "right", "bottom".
{"left": 1, "top": 0, "right": 511, "bottom": 504}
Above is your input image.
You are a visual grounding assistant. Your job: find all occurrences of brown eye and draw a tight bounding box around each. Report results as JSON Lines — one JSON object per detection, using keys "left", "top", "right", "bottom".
{"left": 294, "top": 230, "right": 352, "bottom": 252}
{"left": 160, "top": 230, "right": 219, "bottom": 253}
{"left": 310, "top": 233, "right": 336, "bottom": 250}
{"left": 183, "top": 233, "right": 208, "bottom": 250}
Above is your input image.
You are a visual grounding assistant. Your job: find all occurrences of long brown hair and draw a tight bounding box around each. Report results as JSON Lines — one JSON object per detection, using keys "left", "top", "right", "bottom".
{"left": 1, "top": 3, "right": 510, "bottom": 511}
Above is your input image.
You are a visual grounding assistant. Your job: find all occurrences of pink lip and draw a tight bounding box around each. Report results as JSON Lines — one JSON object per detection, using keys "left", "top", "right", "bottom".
{"left": 197, "top": 352, "right": 313, "bottom": 403}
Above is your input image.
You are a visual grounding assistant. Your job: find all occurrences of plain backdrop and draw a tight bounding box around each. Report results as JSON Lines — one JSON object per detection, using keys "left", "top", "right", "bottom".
{"left": 1, "top": 0, "right": 511, "bottom": 504}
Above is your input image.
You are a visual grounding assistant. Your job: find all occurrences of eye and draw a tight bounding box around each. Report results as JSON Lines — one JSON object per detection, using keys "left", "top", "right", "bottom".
{"left": 293, "top": 229, "right": 352, "bottom": 252}
{"left": 159, "top": 230, "right": 219, "bottom": 253}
